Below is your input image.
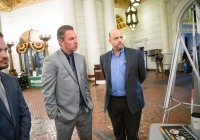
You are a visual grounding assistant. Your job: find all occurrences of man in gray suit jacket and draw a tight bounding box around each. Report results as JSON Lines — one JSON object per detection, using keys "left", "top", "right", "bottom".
{"left": 100, "top": 28, "right": 146, "bottom": 140}
{"left": 42, "top": 25, "right": 93, "bottom": 140}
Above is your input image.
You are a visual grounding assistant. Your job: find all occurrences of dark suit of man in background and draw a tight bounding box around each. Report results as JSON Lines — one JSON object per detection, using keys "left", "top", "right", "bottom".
{"left": 0, "top": 32, "right": 31, "bottom": 140}
{"left": 42, "top": 25, "right": 93, "bottom": 140}
{"left": 100, "top": 28, "right": 146, "bottom": 140}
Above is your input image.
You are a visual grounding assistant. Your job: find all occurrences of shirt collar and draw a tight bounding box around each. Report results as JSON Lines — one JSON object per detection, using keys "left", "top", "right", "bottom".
{"left": 61, "top": 49, "right": 74, "bottom": 58}
{"left": 111, "top": 47, "right": 125, "bottom": 56}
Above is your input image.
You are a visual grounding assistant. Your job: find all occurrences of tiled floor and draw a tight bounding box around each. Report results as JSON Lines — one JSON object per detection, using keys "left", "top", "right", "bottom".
{"left": 22, "top": 71, "right": 193, "bottom": 140}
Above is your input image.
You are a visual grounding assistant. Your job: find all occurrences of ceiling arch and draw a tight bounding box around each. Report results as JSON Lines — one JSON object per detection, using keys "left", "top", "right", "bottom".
{"left": 0, "top": 0, "right": 45, "bottom": 11}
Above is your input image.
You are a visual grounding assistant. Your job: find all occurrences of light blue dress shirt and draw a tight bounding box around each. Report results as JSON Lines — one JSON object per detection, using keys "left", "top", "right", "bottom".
{"left": 111, "top": 48, "right": 126, "bottom": 96}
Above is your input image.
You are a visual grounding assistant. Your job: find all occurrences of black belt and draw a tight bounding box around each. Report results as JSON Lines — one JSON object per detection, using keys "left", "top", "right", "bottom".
{"left": 110, "top": 95, "right": 126, "bottom": 99}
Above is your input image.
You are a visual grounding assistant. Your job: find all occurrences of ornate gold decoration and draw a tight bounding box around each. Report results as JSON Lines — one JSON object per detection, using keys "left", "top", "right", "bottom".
{"left": 17, "top": 29, "right": 44, "bottom": 53}
{"left": 16, "top": 43, "right": 29, "bottom": 54}
{"left": 182, "top": 9, "right": 193, "bottom": 24}
{"left": 16, "top": 29, "right": 45, "bottom": 74}
{"left": 116, "top": 14, "right": 126, "bottom": 30}
{"left": 20, "top": 29, "right": 40, "bottom": 44}
{"left": 0, "top": 0, "right": 43, "bottom": 11}
{"left": 114, "top": 0, "right": 130, "bottom": 8}
{"left": 30, "top": 42, "right": 44, "bottom": 52}
{"left": 16, "top": 42, "right": 44, "bottom": 54}
{"left": 114, "top": 0, "right": 144, "bottom": 8}
{"left": 0, "top": 0, "right": 11, "bottom": 11}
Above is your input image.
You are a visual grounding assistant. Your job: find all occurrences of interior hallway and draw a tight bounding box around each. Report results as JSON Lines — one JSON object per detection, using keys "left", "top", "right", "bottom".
{"left": 23, "top": 71, "right": 192, "bottom": 140}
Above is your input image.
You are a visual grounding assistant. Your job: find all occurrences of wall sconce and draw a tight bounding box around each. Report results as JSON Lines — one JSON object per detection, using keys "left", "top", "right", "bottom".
{"left": 131, "top": 0, "right": 141, "bottom": 7}
{"left": 125, "top": 6, "right": 139, "bottom": 30}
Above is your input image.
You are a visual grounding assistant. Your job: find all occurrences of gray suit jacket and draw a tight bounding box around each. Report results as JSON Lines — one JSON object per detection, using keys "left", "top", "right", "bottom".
{"left": 42, "top": 49, "right": 93, "bottom": 122}
{"left": 100, "top": 47, "right": 146, "bottom": 114}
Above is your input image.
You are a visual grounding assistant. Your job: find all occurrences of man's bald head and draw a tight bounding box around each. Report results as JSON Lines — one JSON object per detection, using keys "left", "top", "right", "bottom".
{"left": 109, "top": 28, "right": 122, "bottom": 39}
{"left": 108, "top": 28, "right": 124, "bottom": 53}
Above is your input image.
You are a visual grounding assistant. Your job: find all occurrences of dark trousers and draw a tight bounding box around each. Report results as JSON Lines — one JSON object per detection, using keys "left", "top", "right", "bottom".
{"left": 107, "top": 96, "right": 142, "bottom": 140}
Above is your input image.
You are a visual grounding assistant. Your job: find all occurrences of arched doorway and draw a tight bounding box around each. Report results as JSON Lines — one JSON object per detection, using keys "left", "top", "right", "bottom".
{"left": 171, "top": 0, "right": 195, "bottom": 50}
{"left": 169, "top": 0, "right": 200, "bottom": 71}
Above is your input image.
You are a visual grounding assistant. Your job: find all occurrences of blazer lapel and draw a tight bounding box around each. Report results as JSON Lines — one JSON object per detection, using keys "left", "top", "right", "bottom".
{"left": 73, "top": 53, "right": 81, "bottom": 83}
{"left": 105, "top": 51, "right": 112, "bottom": 82}
{"left": 124, "top": 48, "right": 131, "bottom": 81}
{"left": 0, "top": 73, "right": 14, "bottom": 124}
{"left": 57, "top": 49, "right": 78, "bottom": 83}
{"left": 0, "top": 99, "right": 12, "bottom": 122}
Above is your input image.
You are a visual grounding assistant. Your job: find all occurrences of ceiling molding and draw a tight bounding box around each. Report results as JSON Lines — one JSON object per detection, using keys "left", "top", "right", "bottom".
{"left": 0, "top": 0, "right": 46, "bottom": 11}
{"left": 0, "top": 0, "right": 11, "bottom": 11}
{"left": 114, "top": 0, "right": 145, "bottom": 9}
{"left": 114, "top": 0, "right": 130, "bottom": 9}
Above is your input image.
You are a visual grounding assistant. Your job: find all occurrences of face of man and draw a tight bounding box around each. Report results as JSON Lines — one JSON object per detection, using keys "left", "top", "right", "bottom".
{"left": 109, "top": 29, "right": 124, "bottom": 52}
{"left": 58, "top": 30, "right": 78, "bottom": 55}
{"left": 0, "top": 37, "right": 9, "bottom": 70}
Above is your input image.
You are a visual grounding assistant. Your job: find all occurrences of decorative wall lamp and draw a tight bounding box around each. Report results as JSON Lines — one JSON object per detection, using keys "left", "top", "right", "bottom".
{"left": 125, "top": 5, "right": 139, "bottom": 30}
{"left": 131, "top": 0, "right": 141, "bottom": 7}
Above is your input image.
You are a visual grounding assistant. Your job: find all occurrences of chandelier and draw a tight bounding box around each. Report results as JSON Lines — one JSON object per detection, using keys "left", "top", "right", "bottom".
{"left": 131, "top": 0, "right": 141, "bottom": 7}
{"left": 125, "top": 6, "right": 139, "bottom": 30}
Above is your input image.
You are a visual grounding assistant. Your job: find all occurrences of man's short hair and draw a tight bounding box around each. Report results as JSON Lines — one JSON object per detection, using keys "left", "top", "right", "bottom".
{"left": 57, "top": 25, "right": 73, "bottom": 40}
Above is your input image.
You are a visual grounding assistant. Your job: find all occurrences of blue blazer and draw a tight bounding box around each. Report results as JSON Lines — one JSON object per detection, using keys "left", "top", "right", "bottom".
{"left": 100, "top": 47, "right": 146, "bottom": 114}
{"left": 0, "top": 72, "right": 31, "bottom": 140}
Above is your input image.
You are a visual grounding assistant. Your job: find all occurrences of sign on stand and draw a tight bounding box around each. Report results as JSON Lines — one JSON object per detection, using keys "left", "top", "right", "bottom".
{"left": 28, "top": 76, "right": 42, "bottom": 88}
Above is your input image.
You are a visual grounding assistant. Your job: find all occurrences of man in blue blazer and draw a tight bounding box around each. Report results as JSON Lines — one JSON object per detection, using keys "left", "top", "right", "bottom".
{"left": 100, "top": 28, "right": 146, "bottom": 140}
{"left": 0, "top": 32, "right": 31, "bottom": 140}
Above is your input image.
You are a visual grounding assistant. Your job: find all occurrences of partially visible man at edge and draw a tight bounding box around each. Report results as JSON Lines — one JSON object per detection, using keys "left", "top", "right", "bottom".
{"left": 100, "top": 28, "right": 146, "bottom": 140}
{"left": 0, "top": 32, "right": 31, "bottom": 140}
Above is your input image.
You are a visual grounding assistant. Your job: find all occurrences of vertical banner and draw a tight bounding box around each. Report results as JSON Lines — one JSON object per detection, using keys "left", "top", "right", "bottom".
{"left": 196, "top": 4, "right": 200, "bottom": 34}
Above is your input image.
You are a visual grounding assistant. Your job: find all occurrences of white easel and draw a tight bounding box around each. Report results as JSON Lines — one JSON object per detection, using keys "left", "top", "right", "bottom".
{"left": 162, "top": 3, "right": 200, "bottom": 123}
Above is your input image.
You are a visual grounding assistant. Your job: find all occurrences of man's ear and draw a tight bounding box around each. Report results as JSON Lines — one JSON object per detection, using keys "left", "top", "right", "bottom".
{"left": 109, "top": 38, "right": 111, "bottom": 44}
{"left": 58, "top": 39, "right": 63, "bottom": 46}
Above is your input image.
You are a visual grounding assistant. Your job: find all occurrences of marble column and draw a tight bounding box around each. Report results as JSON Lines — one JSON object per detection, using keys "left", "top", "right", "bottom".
{"left": 59, "top": 0, "right": 80, "bottom": 53}
{"left": 160, "top": 0, "right": 170, "bottom": 52}
{"left": 83, "top": 0, "right": 101, "bottom": 75}
{"left": 59, "top": 0, "right": 77, "bottom": 29}
{"left": 103, "top": 0, "right": 116, "bottom": 52}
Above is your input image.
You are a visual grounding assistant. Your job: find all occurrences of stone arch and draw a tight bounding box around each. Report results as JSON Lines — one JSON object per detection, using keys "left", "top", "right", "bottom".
{"left": 171, "top": 0, "right": 195, "bottom": 48}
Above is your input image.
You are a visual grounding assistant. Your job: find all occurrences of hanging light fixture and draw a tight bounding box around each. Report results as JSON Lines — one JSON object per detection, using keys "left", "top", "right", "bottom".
{"left": 125, "top": 5, "right": 139, "bottom": 30}
{"left": 131, "top": 0, "right": 141, "bottom": 7}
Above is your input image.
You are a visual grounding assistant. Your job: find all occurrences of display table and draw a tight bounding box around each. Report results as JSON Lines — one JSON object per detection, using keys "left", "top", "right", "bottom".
{"left": 148, "top": 123, "right": 200, "bottom": 140}
{"left": 28, "top": 76, "right": 42, "bottom": 88}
